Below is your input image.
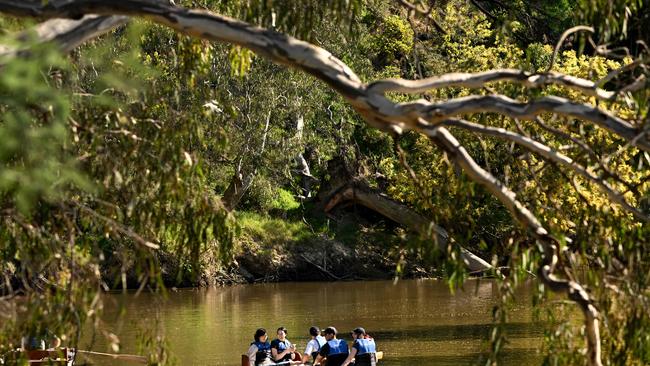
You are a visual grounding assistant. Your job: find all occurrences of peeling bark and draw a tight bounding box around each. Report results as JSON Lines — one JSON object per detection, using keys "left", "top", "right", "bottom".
{"left": 0, "top": 14, "right": 127, "bottom": 59}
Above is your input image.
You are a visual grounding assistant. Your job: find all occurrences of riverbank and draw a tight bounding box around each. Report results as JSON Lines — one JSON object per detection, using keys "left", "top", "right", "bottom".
{"left": 100, "top": 210, "right": 449, "bottom": 289}
{"left": 196, "top": 211, "right": 443, "bottom": 286}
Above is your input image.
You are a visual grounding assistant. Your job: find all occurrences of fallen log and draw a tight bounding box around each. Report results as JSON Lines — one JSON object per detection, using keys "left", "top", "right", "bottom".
{"left": 323, "top": 183, "right": 492, "bottom": 272}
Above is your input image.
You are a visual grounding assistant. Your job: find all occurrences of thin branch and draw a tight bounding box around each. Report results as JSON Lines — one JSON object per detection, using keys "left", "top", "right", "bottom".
{"left": 547, "top": 25, "right": 594, "bottom": 73}
{"left": 419, "top": 124, "right": 602, "bottom": 366}
{"left": 394, "top": 0, "right": 446, "bottom": 34}
{"left": 73, "top": 202, "right": 160, "bottom": 250}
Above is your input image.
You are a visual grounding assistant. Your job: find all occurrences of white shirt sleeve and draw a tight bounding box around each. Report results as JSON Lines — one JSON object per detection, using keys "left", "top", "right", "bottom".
{"left": 246, "top": 344, "right": 257, "bottom": 366}
{"left": 304, "top": 339, "right": 315, "bottom": 355}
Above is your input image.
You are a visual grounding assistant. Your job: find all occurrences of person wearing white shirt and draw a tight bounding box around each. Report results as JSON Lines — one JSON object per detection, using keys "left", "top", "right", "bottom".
{"left": 302, "top": 326, "right": 327, "bottom": 364}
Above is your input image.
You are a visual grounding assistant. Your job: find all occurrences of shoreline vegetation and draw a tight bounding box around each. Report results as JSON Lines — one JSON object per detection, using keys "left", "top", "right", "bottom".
{"left": 110, "top": 210, "right": 455, "bottom": 289}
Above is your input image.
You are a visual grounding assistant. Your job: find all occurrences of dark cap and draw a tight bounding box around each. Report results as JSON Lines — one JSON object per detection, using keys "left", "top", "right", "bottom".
{"left": 351, "top": 327, "right": 366, "bottom": 336}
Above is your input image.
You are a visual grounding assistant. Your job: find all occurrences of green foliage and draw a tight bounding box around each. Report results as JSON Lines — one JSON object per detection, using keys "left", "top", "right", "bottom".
{"left": 0, "top": 44, "right": 90, "bottom": 214}
{"left": 270, "top": 187, "right": 300, "bottom": 212}
{"left": 0, "top": 1, "right": 649, "bottom": 365}
{"left": 468, "top": 0, "right": 577, "bottom": 44}
{"left": 363, "top": 14, "right": 414, "bottom": 67}
{"left": 578, "top": 0, "right": 648, "bottom": 42}
{"left": 184, "top": 0, "right": 363, "bottom": 40}
{"left": 236, "top": 211, "right": 312, "bottom": 248}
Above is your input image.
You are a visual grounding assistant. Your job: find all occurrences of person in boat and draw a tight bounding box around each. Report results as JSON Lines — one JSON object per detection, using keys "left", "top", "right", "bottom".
{"left": 341, "top": 327, "right": 377, "bottom": 366}
{"left": 47, "top": 335, "right": 62, "bottom": 351}
{"left": 270, "top": 326, "right": 295, "bottom": 363}
{"left": 314, "top": 327, "right": 349, "bottom": 366}
{"left": 246, "top": 328, "right": 273, "bottom": 366}
{"left": 20, "top": 335, "right": 45, "bottom": 351}
{"left": 301, "top": 326, "right": 326, "bottom": 364}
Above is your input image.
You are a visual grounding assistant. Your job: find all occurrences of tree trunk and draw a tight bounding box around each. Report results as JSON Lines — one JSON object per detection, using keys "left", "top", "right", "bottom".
{"left": 222, "top": 171, "right": 254, "bottom": 211}
{"left": 322, "top": 179, "right": 492, "bottom": 272}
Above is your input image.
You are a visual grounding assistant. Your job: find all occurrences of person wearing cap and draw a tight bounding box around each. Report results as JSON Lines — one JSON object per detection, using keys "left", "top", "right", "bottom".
{"left": 341, "top": 327, "right": 377, "bottom": 366}
{"left": 271, "top": 326, "right": 296, "bottom": 363}
{"left": 246, "top": 328, "right": 274, "bottom": 366}
{"left": 314, "top": 326, "right": 349, "bottom": 366}
{"left": 302, "top": 326, "right": 327, "bottom": 363}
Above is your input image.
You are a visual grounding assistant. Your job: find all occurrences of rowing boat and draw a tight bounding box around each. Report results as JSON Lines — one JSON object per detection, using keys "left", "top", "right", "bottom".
{"left": 1, "top": 348, "right": 75, "bottom": 366}
{"left": 319, "top": 351, "right": 384, "bottom": 366}
{"left": 240, "top": 350, "right": 384, "bottom": 366}
{"left": 241, "top": 351, "right": 304, "bottom": 366}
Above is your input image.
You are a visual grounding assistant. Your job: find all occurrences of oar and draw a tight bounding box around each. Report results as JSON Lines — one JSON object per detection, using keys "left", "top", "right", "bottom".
{"left": 76, "top": 349, "right": 147, "bottom": 364}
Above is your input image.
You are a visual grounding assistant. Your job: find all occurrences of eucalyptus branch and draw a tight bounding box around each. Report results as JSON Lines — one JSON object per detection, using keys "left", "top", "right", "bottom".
{"left": 397, "top": 94, "right": 650, "bottom": 152}
{"left": 419, "top": 125, "right": 602, "bottom": 366}
{"left": 0, "top": 15, "right": 127, "bottom": 59}
{"left": 368, "top": 68, "right": 615, "bottom": 100}
{"left": 440, "top": 118, "right": 647, "bottom": 222}
{"left": 547, "top": 25, "right": 594, "bottom": 73}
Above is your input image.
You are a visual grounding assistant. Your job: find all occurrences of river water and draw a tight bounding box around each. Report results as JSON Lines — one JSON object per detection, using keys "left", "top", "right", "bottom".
{"left": 82, "top": 279, "right": 545, "bottom": 365}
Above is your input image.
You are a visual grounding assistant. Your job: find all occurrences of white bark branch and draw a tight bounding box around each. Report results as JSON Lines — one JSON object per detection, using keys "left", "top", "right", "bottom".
{"left": 440, "top": 118, "right": 648, "bottom": 222}
{"left": 421, "top": 125, "right": 602, "bottom": 366}
{"left": 0, "top": 15, "right": 127, "bottom": 59}
{"left": 368, "top": 69, "right": 615, "bottom": 100}
{"left": 395, "top": 94, "right": 650, "bottom": 152}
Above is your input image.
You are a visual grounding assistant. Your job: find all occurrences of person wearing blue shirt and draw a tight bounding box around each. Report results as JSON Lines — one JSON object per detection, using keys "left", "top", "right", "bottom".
{"left": 314, "top": 327, "right": 349, "bottom": 366}
{"left": 341, "top": 327, "right": 376, "bottom": 366}
{"left": 270, "top": 327, "right": 295, "bottom": 363}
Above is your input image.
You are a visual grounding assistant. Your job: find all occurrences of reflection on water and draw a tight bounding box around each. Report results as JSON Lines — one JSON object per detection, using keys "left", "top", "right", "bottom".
{"left": 82, "top": 279, "right": 544, "bottom": 366}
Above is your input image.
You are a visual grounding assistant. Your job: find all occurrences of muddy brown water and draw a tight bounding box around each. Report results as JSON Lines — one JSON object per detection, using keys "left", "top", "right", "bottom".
{"left": 81, "top": 279, "right": 546, "bottom": 365}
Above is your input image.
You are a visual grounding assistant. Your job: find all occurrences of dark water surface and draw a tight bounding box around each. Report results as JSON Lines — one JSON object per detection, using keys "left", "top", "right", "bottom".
{"left": 82, "top": 279, "right": 545, "bottom": 365}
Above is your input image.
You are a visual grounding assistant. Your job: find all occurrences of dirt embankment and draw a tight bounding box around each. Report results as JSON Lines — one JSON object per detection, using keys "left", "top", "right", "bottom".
{"left": 193, "top": 234, "right": 436, "bottom": 287}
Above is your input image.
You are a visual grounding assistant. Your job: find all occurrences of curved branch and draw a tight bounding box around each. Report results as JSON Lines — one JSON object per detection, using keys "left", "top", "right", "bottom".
{"left": 368, "top": 69, "right": 615, "bottom": 100}
{"left": 0, "top": 0, "right": 365, "bottom": 100}
{"left": 440, "top": 118, "right": 648, "bottom": 222}
{"left": 0, "top": 2, "right": 645, "bottom": 152}
{"left": 547, "top": 25, "right": 594, "bottom": 72}
{"left": 421, "top": 125, "right": 602, "bottom": 366}
{"left": 0, "top": 15, "right": 128, "bottom": 59}
{"left": 398, "top": 94, "right": 650, "bottom": 152}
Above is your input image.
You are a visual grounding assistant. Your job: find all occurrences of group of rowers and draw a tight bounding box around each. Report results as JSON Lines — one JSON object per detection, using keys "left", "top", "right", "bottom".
{"left": 246, "top": 326, "right": 377, "bottom": 366}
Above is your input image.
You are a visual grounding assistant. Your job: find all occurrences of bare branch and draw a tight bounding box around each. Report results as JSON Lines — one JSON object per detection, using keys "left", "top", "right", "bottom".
{"left": 399, "top": 94, "right": 650, "bottom": 152}
{"left": 369, "top": 69, "right": 615, "bottom": 100}
{"left": 0, "top": 15, "right": 128, "bottom": 59}
{"left": 547, "top": 25, "right": 594, "bottom": 73}
{"left": 441, "top": 118, "right": 647, "bottom": 222}
{"left": 419, "top": 125, "right": 602, "bottom": 366}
